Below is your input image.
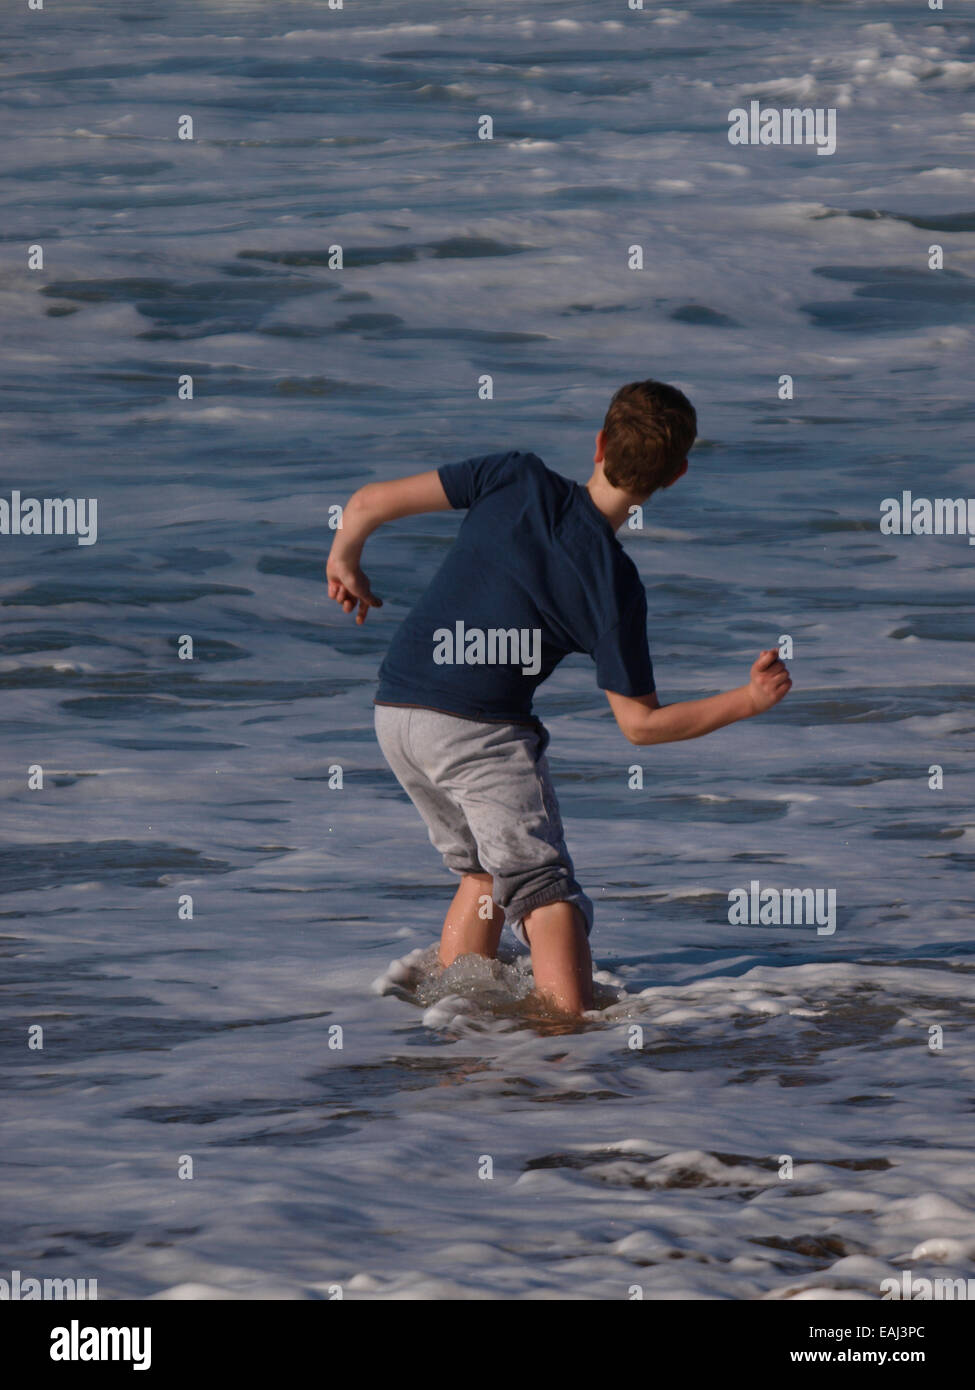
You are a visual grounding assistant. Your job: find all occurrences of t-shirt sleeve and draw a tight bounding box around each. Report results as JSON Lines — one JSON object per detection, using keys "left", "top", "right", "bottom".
{"left": 590, "top": 590, "right": 655, "bottom": 696}
{"left": 437, "top": 450, "right": 528, "bottom": 510}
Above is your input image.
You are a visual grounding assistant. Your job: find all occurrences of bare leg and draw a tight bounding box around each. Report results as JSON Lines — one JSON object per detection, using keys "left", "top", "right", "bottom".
{"left": 438, "top": 872, "right": 504, "bottom": 968}
{"left": 523, "top": 901, "right": 593, "bottom": 1015}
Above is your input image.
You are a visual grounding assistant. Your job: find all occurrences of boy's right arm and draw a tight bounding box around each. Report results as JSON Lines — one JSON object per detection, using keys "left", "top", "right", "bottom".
{"left": 326, "top": 470, "right": 452, "bottom": 624}
{"left": 606, "top": 649, "right": 791, "bottom": 745}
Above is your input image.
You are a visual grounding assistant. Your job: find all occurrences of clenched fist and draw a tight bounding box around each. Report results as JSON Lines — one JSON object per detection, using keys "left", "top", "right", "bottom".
{"left": 747, "top": 648, "right": 792, "bottom": 713}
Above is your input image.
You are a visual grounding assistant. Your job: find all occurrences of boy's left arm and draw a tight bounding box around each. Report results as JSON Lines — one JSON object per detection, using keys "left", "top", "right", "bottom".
{"left": 326, "top": 470, "right": 452, "bottom": 624}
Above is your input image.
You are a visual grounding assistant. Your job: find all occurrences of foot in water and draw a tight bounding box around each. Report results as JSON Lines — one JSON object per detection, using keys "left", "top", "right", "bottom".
{"left": 372, "top": 943, "right": 626, "bottom": 1030}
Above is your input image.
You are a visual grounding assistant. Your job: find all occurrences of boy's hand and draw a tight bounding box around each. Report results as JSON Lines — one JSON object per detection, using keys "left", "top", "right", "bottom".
{"left": 747, "top": 648, "right": 792, "bottom": 713}
{"left": 326, "top": 557, "right": 382, "bottom": 625}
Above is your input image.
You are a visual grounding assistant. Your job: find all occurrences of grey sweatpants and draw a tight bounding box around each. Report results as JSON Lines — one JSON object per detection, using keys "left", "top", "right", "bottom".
{"left": 374, "top": 703, "right": 594, "bottom": 947}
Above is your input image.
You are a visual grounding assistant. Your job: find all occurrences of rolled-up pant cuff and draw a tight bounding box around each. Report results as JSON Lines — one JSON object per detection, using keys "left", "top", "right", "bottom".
{"left": 504, "top": 883, "right": 594, "bottom": 949}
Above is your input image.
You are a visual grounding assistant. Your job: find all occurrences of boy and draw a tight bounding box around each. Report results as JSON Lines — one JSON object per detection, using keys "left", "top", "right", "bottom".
{"left": 326, "top": 380, "right": 791, "bottom": 1016}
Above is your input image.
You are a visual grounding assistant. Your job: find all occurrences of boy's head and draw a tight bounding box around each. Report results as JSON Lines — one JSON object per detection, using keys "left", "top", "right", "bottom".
{"left": 599, "top": 379, "right": 697, "bottom": 498}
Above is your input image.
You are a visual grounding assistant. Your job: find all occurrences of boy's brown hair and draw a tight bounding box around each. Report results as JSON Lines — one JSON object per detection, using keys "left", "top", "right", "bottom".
{"left": 601, "top": 379, "right": 697, "bottom": 496}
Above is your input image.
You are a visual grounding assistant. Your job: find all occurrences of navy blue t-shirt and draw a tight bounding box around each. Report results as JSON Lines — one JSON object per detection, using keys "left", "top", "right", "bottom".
{"left": 374, "top": 451, "right": 654, "bottom": 723}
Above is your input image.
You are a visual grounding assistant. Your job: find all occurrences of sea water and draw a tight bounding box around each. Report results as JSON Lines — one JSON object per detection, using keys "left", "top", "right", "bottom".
{"left": 0, "top": 0, "right": 973, "bottom": 1299}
